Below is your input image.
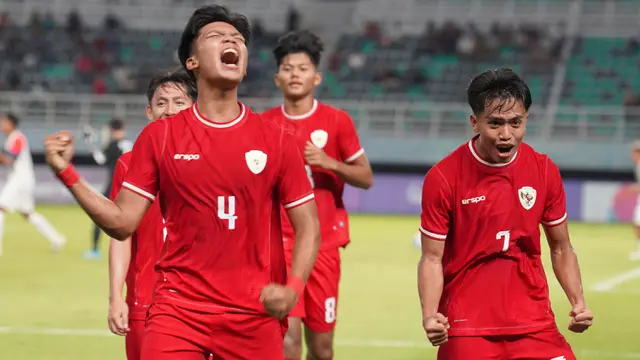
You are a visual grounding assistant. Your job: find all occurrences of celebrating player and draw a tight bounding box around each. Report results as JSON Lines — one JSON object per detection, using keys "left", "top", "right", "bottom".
{"left": 418, "top": 68, "right": 593, "bottom": 359}
{"left": 0, "top": 112, "right": 66, "bottom": 257}
{"left": 44, "top": 5, "right": 320, "bottom": 360}
{"left": 263, "top": 30, "right": 373, "bottom": 360}
{"left": 107, "top": 69, "right": 197, "bottom": 360}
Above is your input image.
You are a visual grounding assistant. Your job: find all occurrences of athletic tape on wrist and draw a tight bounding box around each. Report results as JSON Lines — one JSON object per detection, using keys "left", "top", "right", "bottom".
{"left": 57, "top": 165, "right": 81, "bottom": 188}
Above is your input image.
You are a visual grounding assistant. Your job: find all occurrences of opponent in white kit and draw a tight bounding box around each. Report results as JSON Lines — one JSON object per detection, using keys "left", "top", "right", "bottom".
{"left": 0, "top": 113, "right": 66, "bottom": 256}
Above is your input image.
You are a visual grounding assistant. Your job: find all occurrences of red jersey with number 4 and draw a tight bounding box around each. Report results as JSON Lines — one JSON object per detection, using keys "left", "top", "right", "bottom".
{"left": 110, "top": 151, "right": 165, "bottom": 320}
{"left": 122, "top": 103, "right": 314, "bottom": 315}
{"left": 420, "top": 136, "right": 568, "bottom": 337}
{"left": 262, "top": 100, "right": 364, "bottom": 249}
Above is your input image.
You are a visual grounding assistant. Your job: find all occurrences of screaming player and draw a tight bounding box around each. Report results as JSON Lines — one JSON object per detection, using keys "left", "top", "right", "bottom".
{"left": 44, "top": 5, "right": 320, "bottom": 360}
{"left": 418, "top": 68, "right": 593, "bottom": 359}
{"left": 107, "top": 69, "right": 197, "bottom": 360}
{"left": 263, "top": 30, "right": 373, "bottom": 360}
{"left": 0, "top": 112, "right": 66, "bottom": 256}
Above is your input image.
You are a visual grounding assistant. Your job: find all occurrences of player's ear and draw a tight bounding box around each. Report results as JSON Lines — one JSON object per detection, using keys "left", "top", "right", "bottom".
{"left": 470, "top": 113, "right": 480, "bottom": 133}
{"left": 314, "top": 72, "right": 323, "bottom": 87}
{"left": 273, "top": 73, "right": 282, "bottom": 89}
{"left": 145, "top": 105, "right": 154, "bottom": 122}
{"left": 186, "top": 56, "right": 199, "bottom": 71}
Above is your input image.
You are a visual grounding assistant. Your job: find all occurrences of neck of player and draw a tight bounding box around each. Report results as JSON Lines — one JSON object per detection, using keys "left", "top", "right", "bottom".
{"left": 196, "top": 82, "right": 241, "bottom": 124}
{"left": 283, "top": 95, "right": 315, "bottom": 116}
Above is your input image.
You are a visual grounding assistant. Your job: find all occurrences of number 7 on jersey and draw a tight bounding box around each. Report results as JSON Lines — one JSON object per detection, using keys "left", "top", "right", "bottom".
{"left": 496, "top": 230, "right": 510, "bottom": 252}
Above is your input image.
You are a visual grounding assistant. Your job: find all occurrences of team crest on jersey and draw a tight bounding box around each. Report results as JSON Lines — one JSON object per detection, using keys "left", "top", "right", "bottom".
{"left": 310, "top": 129, "right": 328, "bottom": 149}
{"left": 518, "top": 186, "right": 537, "bottom": 210}
{"left": 245, "top": 150, "right": 267, "bottom": 174}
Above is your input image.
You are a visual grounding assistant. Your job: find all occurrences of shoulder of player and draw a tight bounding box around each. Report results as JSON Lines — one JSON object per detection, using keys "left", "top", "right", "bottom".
{"left": 517, "top": 142, "right": 553, "bottom": 167}
{"left": 317, "top": 102, "right": 352, "bottom": 122}
{"left": 117, "top": 151, "right": 133, "bottom": 170}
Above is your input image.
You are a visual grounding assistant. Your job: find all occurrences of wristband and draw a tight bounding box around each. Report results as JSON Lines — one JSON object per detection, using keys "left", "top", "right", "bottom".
{"left": 286, "top": 275, "right": 305, "bottom": 299}
{"left": 56, "top": 165, "right": 81, "bottom": 188}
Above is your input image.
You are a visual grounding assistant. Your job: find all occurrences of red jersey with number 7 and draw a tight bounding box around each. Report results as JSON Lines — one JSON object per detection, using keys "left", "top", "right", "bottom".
{"left": 419, "top": 136, "right": 568, "bottom": 337}
{"left": 110, "top": 151, "right": 166, "bottom": 320}
{"left": 121, "top": 103, "right": 314, "bottom": 315}
{"left": 262, "top": 100, "right": 364, "bottom": 249}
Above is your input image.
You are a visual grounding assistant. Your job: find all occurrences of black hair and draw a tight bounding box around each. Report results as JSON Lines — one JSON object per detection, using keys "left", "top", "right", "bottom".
{"left": 146, "top": 67, "right": 198, "bottom": 103}
{"left": 273, "top": 30, "right": 324, "bottom": 67}
{"left": 109, "top": 118, "right": 124, "bottom": 131}
{"left": 177, "top": 5, "right": 251, "bottom": 78}
{"left": 467, "top": 68, "right": 532, "bottom": 114}
{"left": 3, "top": 112, "right": 19, "bottom": 127}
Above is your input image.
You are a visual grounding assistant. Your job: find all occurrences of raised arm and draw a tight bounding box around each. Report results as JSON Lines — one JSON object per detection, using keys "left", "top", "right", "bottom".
{"left": 45, "top": 125, "right": 160, "bottom": 240}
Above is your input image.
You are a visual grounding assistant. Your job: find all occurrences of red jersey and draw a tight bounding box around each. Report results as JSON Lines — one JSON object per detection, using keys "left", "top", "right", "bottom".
{"left": 420, "top": 136, "right": 568, "bottom": 337}
{"left": 262, "top": 100, "right": 364, "bottom": 249}
{"left": 122, "top": 103, "right": 314, "bottom": 315}
{"left": 110, "top": 151, "right": 165, "bottom": 320}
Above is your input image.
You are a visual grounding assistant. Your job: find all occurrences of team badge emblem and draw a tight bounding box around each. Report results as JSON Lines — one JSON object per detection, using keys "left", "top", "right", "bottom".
{"left": 310, "top": 129, "right": 328, "bottom": 149}
{"left": 518, "top": 186, "right": 537, "bottom": 210}
{"left": 245, "top": 150, "right": 267, "bottom": 174}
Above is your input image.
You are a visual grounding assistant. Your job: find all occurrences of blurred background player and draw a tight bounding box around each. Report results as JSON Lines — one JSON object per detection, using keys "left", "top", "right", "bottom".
{"left": 264, "top": 30, "right": 373, "bottom": 360}
{"left": 45, "top": 5, "right": 321, "bottom": 359}
{"left": 629, "top": 141, "right": 640, "bottom": 261}
{"left": 107, "top": 69, "right": 197, "bottom": 360}
{"left": 82, "top": 118, "right": 132, "bottom": 259}
{"left": 0, "top": 112, "right": 66, "bottom": 257}
{"left": 419, "top": 68, "right": 593, "bottom": 359}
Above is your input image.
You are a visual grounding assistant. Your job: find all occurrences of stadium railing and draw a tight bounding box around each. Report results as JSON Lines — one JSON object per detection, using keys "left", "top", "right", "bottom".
{"left": 3, "top": 91, "right": 639, "bottom": 143}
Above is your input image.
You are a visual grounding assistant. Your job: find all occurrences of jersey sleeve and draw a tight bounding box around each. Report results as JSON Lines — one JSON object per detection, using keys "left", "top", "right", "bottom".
{"left": 541, "top": 158, "right": 568, "bottom": 227}
{"left": 4, "top": 135, "right": 25, "bottom": 159}
{"left": 278, "top": 130, "right": 315, "bottom": 209}
{"left": 109, "top": 156, "right": 129, "bottom": 201}
{"left": 419, "top": 167, "right": 452, "bottom": 241}
{"left": 336, "top": 111, "right": 365, "bottom": 163}
{"left": 122, "top": 122, "right": 164, "bottom": 202}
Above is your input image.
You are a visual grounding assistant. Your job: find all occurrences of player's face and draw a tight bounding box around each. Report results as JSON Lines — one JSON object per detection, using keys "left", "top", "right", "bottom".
{"left": 470, "top": 98, "right": 528, "bottom": 164}
{"left": 274, "top": 52, "right": 321, "bottom": 100}
{"left": 146, "top": 82, "right": 193, "bottom": 121}
{"left": 632, "top": 150, "right": 640, "bottom": 164}
{"left": 186, "top": 22, "right": 248, "bottom": 87}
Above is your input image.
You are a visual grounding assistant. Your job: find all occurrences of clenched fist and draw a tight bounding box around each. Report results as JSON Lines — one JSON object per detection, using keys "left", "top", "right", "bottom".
{"left": 44, "top": 131, "right": 75, "bottom": 173}
{"left": 423, "top": 313, "right": 450, "bottom": 347}
{"left": 260, "top": 283, "right": 298, "bottom": 319}
{"left": 568, "top": 303, "right": 594, "bottom": 333}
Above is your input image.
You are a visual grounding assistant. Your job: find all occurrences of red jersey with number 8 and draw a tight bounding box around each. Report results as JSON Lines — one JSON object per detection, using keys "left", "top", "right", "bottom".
{"left": 419, "top": 136, "right": 568, "bottom": 337}
{"left": 121, "top": 104, "right": 314, "bottom": 315}
{"left": 262, "top": 100, "right": 364, "bottom": 249}
{"left": 110, "top": 151, "right": 166, "bottom": 320}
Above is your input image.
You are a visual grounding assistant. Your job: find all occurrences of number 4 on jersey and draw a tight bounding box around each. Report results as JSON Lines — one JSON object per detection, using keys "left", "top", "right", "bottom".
{"left": 218, "top": 196, "right": 238, "bottom": 230}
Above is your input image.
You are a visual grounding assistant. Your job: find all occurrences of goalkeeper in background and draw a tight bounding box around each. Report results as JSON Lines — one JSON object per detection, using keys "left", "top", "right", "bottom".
{"left": 81, "top": 119, "right": 132, "bottom": 259}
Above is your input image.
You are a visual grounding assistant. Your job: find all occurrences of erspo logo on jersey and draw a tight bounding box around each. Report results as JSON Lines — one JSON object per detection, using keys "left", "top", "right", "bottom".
{"left": 174, "top": 154, "right": 200, "bottom": 161}
{"left": 461, "top": 195, "right": 486, "bottom": 205}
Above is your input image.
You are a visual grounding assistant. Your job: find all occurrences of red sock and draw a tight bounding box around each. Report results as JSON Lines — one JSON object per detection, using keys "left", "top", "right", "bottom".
{"left": 285, "top": 358, "right": 300, "bottom": 360}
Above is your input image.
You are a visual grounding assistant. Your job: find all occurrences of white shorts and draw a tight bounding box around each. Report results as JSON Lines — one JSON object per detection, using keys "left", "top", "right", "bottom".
{"left": 634, "top": 195, "right": 640, "bottom": 226}
{"left": 0, "top": 182, "right": 35, "bottom": 214}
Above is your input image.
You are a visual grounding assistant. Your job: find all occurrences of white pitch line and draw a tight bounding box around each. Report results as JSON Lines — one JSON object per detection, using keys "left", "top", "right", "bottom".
{"left": 2, "top": 326, "right": 640, "bottom": 359}
{"left": 591, "top": 267, "right": 640, "bottom": 292}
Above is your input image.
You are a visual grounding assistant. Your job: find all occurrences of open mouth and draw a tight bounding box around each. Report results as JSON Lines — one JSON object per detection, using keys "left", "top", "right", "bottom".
{"left": 221, "top": 48, "right": 239, "bottom": 68}
{"left": 496, "top": 144, "right": 514, "bottom": 158}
